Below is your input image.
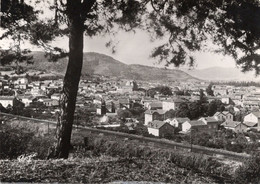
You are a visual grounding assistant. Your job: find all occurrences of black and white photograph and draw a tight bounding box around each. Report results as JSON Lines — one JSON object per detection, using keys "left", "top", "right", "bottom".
{"left": 0, "top": 0, "right": 260, "bottom": 183}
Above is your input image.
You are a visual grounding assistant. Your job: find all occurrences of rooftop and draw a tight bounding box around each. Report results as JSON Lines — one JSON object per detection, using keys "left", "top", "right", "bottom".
{"left": 0, "top": 96, "right": 15, "bottom": 100}
{"left": 221, "top": 121, "right": 241, "bottom": 128}
{"left": 189, "top": 120, "right": 207, "bottom": 126}
{"left": 174, "top": 117, "right": 190, "bottom": 123}
{"left": 222, "top": 111, "right": 231, "bottom": 115}
{"left": 147, "top": 120, "right": 167, "bottom": 129}
{"left": 243, "top": 121, "right": 258, "bottom": 127}
{"left": 149, "top": 102, "right": 162, "bottom": 108}
{"left": 201, "top": 117, "right": 219, "bottom": 122}
{"left": 144, "top": 109, "right": 167, "bottom": 115}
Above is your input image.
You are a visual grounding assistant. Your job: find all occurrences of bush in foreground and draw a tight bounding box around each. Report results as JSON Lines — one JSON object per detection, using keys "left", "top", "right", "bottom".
{"left": 0, "top": 125, "right": 34, "bottom": 159}
{"left": 234, "top": 154, "right": 260, "bottom": 183}
{"left": 0, "top": 124, "right": 54, "bottom": 159}
{"left": 71, "top": 135, "right": 232, "bottom": 182}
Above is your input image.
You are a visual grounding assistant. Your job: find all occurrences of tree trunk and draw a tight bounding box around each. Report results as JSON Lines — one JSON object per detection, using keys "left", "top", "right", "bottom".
{"left": 50, "top": 4, "right": 84, "bottom": 159}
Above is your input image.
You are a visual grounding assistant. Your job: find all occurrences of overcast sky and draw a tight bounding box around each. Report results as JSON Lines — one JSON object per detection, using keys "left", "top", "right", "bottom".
{"left": 0, "top": 28, "right": 237, "bottom": 70}
{"left": 1, "top": 0, "right": 258, "bottom": 81}
{"left": 50, "top": 29, "right": 237, "bottom": 70}
{"left": 0, "top": 0, "right": 239, "bottom": 70}
{"left": 0, "top": 25, "right": 238, "bottom": 70}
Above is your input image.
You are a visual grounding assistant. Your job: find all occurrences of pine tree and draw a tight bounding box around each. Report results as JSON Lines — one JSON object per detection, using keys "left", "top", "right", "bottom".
{"left": 1, "top": 0, "right": 260, "bottom": 158}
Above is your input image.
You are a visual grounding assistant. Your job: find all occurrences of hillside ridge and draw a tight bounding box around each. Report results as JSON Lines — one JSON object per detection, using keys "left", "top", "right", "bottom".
{"left": 25, "top": 51, "right": 199, "bottom": 82}
{"left": 183, "top": 67, "right": 260, "bottom": 81}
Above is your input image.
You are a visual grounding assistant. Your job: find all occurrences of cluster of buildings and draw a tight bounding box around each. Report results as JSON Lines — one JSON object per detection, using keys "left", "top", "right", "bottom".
{"left": 142, "top": 83, "right": 260, "bottom": 137}
{"left": 143, "top": 97, "right": 231, "bottom": 136}
{"left": 0, "top": 70, "right": 150, "bottom": 121}
{"left": 0, "top": 75, "right": 62, "bottom": 110}
{"left": 1, "top": 68, "right": 260, "bottom": 140}
{"left": 211, "top": 85, "right": 260, "bottom": 110}
{"left": 145, "top": 105, "right": 260, "bottom": 137}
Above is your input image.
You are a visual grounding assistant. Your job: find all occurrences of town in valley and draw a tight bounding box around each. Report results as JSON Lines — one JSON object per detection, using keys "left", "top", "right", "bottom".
{"left": 2, "top": 0, "right": 260, "bottom": 183}
{"left": 1, "top": 63, "right": 260, "bottom": 155}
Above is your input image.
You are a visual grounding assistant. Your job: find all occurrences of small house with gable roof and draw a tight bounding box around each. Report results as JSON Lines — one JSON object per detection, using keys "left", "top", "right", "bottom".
{"left": 147, "top": 120, "right": 175, "bottom": 137}
{"left": 144, "top": 109, "right": 167, "bottom": 125}
{"left": 182, "top": 120, "right": 208, "bottom": 132}
{"left": 199, "top": 117, "right": 221, "bottom": 131}
{"left": 221, "top": 121, "right": 248, "bottom": 133}
{"left": 214, "top": 111, "right": 233, "bottom": 122}
{"left": 165, "top": 117, "right": 190, "bottom": 129}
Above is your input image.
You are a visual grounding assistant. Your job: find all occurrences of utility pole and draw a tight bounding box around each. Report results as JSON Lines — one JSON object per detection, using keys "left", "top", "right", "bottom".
{"left": 190, "top": 129, "right": 193, "bottom": 152}
{"left": 47, "top": 121, "right": 49, "bottom": 135}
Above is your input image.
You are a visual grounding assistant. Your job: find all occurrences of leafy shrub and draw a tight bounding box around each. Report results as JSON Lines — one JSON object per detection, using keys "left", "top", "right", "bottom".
{"left": 234, "top": 154, "right": 260, "bottom": 183}
{"left": 26, "top": 135, "right": 55, "bottom": 159}
{"left": 0, "top": 124, "right": 55, "bottom": 159}
{"left": 9, "top": 120, "right": 54, "bottom": 137}
{"left": 0, "top": 125, "right": 34, "bottom": 159}
{"left": 80, "top": 135, "right": 231, "bottom": 181}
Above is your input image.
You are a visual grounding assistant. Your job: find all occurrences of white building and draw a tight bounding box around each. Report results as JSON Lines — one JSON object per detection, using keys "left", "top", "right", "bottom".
{"left": 243, "top": 111, "right": 260, "bottom": 131}
{"left": 165, "top": 117, "right": 190, "bottom": 129}
{"left": 40, "top": 99, "right": 59, "bottom": 107}
{"left": 51, "top": 93, "right": 61, "bottom": 100}
{"left": 30, "top": 89, "right": 45, "bottom": 97}
{"left": 147, "top": 120, "right": 175, "bottom": 137}
{"left": 214, "top": 111, "right": 233, "bottom": 122}
{"left": 182, "top": 120, "right": 208, "bottom": 132}
{"left": 18, "top": 95, "right": 34, "bottom": 107}
{"left": 144, "top": 109, "right": 166, "bottom": 125}
{"left": 0, "top": 96, "right": 14, "bottom": 108}
{"left": 14, "top": 78, "right": 28, "bottom": 85}
{"left": 162, "top": 100, "right": 175, "bottom": 111}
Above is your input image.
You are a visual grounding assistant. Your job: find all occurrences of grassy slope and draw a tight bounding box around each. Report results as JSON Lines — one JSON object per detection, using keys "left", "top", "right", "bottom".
{"left": 0, "top": 119, "right": 235, "bottom": 183}
{"left": 0, "top": 156, "right": 218, "bottom": 183}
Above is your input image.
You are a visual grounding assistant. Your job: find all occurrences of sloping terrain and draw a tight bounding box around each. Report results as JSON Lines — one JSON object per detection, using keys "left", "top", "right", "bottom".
{"left": 183, "top": 67, "right": 260, "bottom": 81}
{"left": 25, "top": 51, "right": 199, "bottom": 82}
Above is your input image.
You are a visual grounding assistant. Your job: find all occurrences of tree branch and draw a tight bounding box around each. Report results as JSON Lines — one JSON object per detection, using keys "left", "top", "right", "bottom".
{"left": 81, "top": 0, "right": 96, "bottom": 20}
{"left": 59, "top": 0, "right": 66, "bottom": 7}
{"left": 150, "top": 0, "right": 161, "bottom": 13}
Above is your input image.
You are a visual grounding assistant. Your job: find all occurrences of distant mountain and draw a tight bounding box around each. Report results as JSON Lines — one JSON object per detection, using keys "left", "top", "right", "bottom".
{"left": 183, "top": 67, "right": 260, "bottom": 81}
{"left": 25, "top": 51, "right": 199, "bottom": 82}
